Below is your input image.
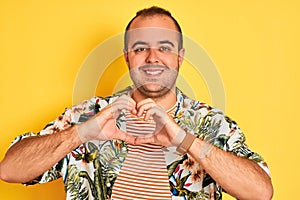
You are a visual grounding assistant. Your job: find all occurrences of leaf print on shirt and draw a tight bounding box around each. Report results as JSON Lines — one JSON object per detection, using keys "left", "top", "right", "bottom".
{"left": 198, "top": 111, "right": 222, "bottom": 142}
{"left": 65, "top": 165, "right": 89, "bottom": 200}
{"left": 98, "top": 140, "right": 128, "bottom": 197}
{"left": 68, "top": 142, "right": 107, "bottom": 200}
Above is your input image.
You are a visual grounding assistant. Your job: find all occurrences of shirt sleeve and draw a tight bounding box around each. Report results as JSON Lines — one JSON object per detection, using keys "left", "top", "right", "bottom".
{"left": 203, "top": 108, "right": 270, "bottom": 176}
{"left": 8, "top": 96, "right": 111, "bottom": 185}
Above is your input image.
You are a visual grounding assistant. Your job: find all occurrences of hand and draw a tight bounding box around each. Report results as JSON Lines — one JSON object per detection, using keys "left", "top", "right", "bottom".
{"left": 76, "top": 95, "right": 137, "bottom": 144}
{"left": 134, "top": 98, "right": 186, "bottom": 147}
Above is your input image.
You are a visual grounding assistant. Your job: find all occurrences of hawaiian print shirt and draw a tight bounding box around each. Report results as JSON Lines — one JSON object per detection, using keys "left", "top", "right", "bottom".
{"left": 12, "top": 87, "right": 269, "bottom": 200}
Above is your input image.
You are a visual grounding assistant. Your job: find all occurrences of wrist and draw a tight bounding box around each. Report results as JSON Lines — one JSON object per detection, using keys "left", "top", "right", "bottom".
{"left": 198, "top": 139, "right": 214, "bottom": 159}
{"left": 169, "top": 129, "right": 186, "bottom": 147}
{"left": 176, "top": 132, "right": 197, "bottom": 155}
{"left": 189, "top": 138, "right": 214, "bottom": 160}
{"left": 76, "top": 123, "right": 90, "bottom": 143}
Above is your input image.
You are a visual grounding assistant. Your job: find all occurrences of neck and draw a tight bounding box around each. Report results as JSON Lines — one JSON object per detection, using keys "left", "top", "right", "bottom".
{"left": 131, "top": 87, "right": 177, "bottom": 110}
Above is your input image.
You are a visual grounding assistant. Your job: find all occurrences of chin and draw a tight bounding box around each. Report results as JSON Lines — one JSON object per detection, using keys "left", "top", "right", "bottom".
{"left": 144, "top": 84, "right": 164, "bottom": 91}
{"left": 138, "top": 85, "right": 172, "bottom": 99}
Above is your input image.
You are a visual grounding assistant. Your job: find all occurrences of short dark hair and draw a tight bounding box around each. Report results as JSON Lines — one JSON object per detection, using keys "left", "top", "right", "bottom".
{"left": 124, "top": 6, "right": 183, "bottom": 51}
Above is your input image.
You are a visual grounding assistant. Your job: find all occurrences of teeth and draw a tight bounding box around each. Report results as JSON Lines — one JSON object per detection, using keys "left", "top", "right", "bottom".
{"left": 145, "top": 70, "right": 162, "bottom": 75}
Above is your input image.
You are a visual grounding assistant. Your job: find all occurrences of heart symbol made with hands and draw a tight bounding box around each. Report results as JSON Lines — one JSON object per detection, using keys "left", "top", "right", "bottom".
{"left": 76, "top": 95, "right": 186, "bottom": 148}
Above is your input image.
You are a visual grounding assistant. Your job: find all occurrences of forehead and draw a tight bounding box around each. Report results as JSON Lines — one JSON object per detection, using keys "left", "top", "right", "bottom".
{"left": 126, "top": 27, "right": 180, "bottom": 47}
{"left": 127, "top": 15, "right": 180, "bottom": 47}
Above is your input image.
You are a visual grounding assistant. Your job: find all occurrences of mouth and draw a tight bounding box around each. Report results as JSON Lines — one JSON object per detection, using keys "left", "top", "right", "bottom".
{"left": 140, "top": 65, "right": 168, "bottom": 76}
{"left": 143, "top": 69, "right": 163, "bottom": 76}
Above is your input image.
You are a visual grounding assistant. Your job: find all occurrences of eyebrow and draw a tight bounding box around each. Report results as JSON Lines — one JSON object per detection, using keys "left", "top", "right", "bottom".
{"left": 131, "top": 40, "right": 175, "bottom": 49}
{"left": 131, "top": 41, "right": 148, "bottom": 49}
{"left": 159, "top": 40, "right": 175, "bottom": 47}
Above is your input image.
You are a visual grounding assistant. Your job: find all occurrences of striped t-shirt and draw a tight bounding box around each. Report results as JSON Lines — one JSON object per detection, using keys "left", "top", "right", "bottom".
{"left": 111, "top": 105, "right": 177, "bottom": 200}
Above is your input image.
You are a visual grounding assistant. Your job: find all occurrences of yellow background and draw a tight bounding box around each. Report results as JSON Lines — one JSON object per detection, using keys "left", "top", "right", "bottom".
{"left": 0, "top": 0, "right": 299, "bottom": 199}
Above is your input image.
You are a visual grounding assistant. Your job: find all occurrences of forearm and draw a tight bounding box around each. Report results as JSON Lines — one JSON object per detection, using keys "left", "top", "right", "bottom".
{"left": 188, "top": 138, "right": 273, "bottom": 200}
{"left": 0, "top": 125, "right": 82, "bottom": 183}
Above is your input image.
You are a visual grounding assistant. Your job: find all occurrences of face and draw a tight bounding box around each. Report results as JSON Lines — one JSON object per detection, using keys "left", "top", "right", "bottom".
{"left": 124, "top": 15, "right": 185, "bottom": 99}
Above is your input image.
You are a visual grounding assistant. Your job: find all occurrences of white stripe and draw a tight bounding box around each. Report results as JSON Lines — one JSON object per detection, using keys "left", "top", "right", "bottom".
{"left": 113, "top": 182, "right": 170, "bottom": 190}
{"left": 112, "top": 189, "right": 170, "bottom": 196}
{"left": 112, "top": 192, "right": 171, "bottom": 200}
{"left": 127, "top": 152, "right": 166, "bottom": 159}
{"left": 128, "top": 144, "right": 162, "bottom": 149}
{"left": 127, "top": 124, "right": 155, "bottom": 128}
{"left": 112, "top": 184, "right": 170, "bottom": 193}
{"left": 115, "top": 175, "right": 169, "bottom": 184}
{"left": 118, "top": 166, "right": 165, "bottom": 173}
{"left": 125, "top": 152, "right": 165, "bottom": 159}
{"left": 126, "top": 121, "right": 155, "bottom": 126}
{"left": 123, "top": 160, "right": 166, "bottom": 167}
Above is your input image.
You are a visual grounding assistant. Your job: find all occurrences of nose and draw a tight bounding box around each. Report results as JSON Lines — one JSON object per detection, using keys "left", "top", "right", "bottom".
{"left": 145, "top": 48, "right": 160, "bottom": 64}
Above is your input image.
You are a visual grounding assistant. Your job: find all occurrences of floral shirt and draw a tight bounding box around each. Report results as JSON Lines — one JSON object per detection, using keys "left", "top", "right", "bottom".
{"left": 12, "top": 87, "right": 269, "bottom": 200}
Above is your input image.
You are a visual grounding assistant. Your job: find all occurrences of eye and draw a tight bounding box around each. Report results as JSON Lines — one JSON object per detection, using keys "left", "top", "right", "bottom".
{"left": 134, "top": 47, "right": 148, "bottom": 52}
{"left": 159, "top": 46, "right": 171, "bottom": 52}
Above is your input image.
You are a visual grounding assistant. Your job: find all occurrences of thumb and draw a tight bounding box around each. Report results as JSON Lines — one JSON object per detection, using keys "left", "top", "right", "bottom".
{"left": 114, "top": 129, "right": 137, "bottom": 145}
{"left": 134, "top": 135, "right": 156, "bottom": 145}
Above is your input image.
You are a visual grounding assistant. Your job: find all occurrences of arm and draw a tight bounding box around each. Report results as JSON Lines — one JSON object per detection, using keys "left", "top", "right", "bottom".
{"left": 188, "top": 137, "right": 273, "bottom": 200}
{"left": 0, "top": 95, "right": 137, "bottom": 183}
{"left": 0, "top": 126, "right": 81, "bottom": 183}
{"left": 134, "top": 98, "right": 273, "bottom": 200}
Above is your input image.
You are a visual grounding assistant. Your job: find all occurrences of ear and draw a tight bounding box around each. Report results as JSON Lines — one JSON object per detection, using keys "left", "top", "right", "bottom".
{"left": 123, "top": 49, "right": 129, "bottom": 66}
{"left": 178, "top": 48, "right": 185, "bottom": 66}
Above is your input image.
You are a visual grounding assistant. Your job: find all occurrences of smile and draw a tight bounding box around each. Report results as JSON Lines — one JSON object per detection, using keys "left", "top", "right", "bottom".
{"left": 139, "top": 64, "right": 168, "bottom": 76}
{"left": 143, "top": 69, "right": 163, "bottom": 75}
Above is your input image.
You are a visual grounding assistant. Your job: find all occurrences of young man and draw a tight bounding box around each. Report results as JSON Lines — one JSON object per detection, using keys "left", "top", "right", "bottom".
{"left": 0, "top": 6, "right": 273, "bottom": 200}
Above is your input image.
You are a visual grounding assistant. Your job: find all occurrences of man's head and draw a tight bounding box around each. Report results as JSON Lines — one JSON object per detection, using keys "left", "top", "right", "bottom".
{"left": 124, "top": 6, "right": 185, "bottom": 100}
{"left": 124, "top": 6, "right": 183, "bottom": 51}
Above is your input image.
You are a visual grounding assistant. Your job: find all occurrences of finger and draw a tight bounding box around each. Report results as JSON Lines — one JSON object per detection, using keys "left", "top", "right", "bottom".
{"left": 136, "top": 99, "right": 156, "bottom": 115}
{"left": 120, "top": 96, "right": 137, "bottom": 114}
{"left": 134, "top": 135, "right": 156, "bottom": 145}
{"left": 114, "top": 129, "right": 137, "bottom": 144}
{"left": 126, "top": 98, "right": 138, "bottom": 115}
{"left": 136, "top": 98, "right": 158, "bottom": 117}
{"left": 136, "top": 98, "right": 155, "bottom": 108}
{"left": 118, "top": 95, "right": 137, "bottom": 108}
{"left": 144, "top": 107, "right": 155, "bottom": 121}
{"left": 115, "top": 95, "right": 136, "bottom": 107}
{"left": 144, "top": 105, "right": 166, "bottom": 122}
{"left": 111, "top": 96, "right": 137, "bottom": 116}
{"left": 137, "top": 102, "right": 156, "bottom": 117}
{"left": 113, "top": 102, "right": 136, "bottom": 115}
